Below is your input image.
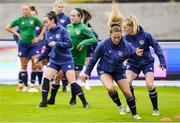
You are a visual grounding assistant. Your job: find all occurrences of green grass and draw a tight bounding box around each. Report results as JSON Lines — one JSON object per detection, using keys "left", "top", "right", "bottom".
{"left": 0, "top": 85, "right": 180, "bottom": 122}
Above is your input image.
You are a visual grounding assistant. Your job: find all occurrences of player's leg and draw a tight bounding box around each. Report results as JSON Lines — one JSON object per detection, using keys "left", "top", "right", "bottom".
{"left": 31, "top": 46, "right": 43, "bottom": 86}
{"left": 69, "top": 65, "right": 83, "bottom": 105}
{"left": 126, "top": 65, "right": 139, "bottom": 98}
{"left": 117, "top": 79, "right": 141, "bottom": 119}
{"left": 17, "top": 43, "right": 29, "bottom": 91}
{"left": 99, "top": 73, "right": 125, "bottom": 115}
{"left": 143, "top": 63, "right": 159, "bottom": 115}
{"left": 38, "top": 63, "right": 58, "bottom": 108}
{"left": 66, "top": 68, "right": 89, "bottom": 108}
{"left": 47, "top": 71, "right": 62, "bottom": 105}
{"left": 19, "top": 57, "right": 29, "bottom": 91}
{"left": 145, "top": 72, "right": 159, "bottom": 115}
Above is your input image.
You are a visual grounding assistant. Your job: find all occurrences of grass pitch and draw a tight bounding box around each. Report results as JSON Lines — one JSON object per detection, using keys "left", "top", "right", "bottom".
{"left": 0, "top": 85, "right": 180, "bottom": 122}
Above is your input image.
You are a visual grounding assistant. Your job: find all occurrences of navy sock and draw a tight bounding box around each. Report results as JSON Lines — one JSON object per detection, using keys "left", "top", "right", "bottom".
{"left": 149, "top": 88, "right": 158, "bottom": 110}
{"left": 49, "top": 83, "right": 60, "bottom": 102}
{"left": 108, "top": 90, "right": 122, "bottom": 107}
{"left": 18, "top": 72, "right": 23, "bottom": 84}
{"left": 71, "top": 83, "right": 87, "bottom": 105}
{"left": 31, "top": 72, "right": 36, "bottom": 85}
{"left": 126, "top": 96, "right": 137, "bottom": 115}
{"left": 71, "top": 85, "right": 76, "bottom": 100}
{"left": 42, "top": 78, "right": 50, "bottom": 103}
{"left": 36, "top": 71, "right": 43, "bottom": 85}
{"left": 62, "top": 77, "right": 68, "bottom": 88}
{"left": 20, "top": 71, "right": 28, "bottom": 87}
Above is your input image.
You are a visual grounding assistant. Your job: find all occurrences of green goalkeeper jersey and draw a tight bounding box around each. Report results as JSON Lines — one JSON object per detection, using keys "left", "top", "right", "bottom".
{"left": 11, "top": 16, "right": 42, "bottom": 44}
{"left": 67, "top": 22, "right": 97, "bottom": 66}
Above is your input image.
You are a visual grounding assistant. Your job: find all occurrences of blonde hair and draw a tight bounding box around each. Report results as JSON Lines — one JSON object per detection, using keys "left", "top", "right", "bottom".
{"left": 124, "top": 15, "right": 140, "bottom": 34}
{"left": 108, "top": 0, "right": 123, "bottom": 28}
{"left": 53, "top": 0, "right": 64, "bottom": 13}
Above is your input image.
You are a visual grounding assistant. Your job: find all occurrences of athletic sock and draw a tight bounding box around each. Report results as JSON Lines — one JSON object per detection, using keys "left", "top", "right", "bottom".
{"left": 36, "top": 71, "right": 43, "bottom": 85}
{"left": 20, "top": 71, "right": 28, "bottom": 87}
{"left": 41, "top": 78, "right": 50, "bottom": 103}
{"left": 71, "top": 83, "right": 87, "bottom": 105}
{"left": 31, "top": 71, "right": 36, "bottom": 85}
{"left": 18, "top": 72, "right": 23, "bottom": 85}
{"left": 62, "top": 76, "right": 68, "bottom": 88}
{"left": 108, "top": 90, "right": 122, "bottom": 106}
{"left": 126, "top": 96, "right": 137, "bottom": 115}
{"left": 49, "top": 83, "right": 60, "bottom": 102}
{"left": 149, "top": 88, "right": 158, "bottom": 110}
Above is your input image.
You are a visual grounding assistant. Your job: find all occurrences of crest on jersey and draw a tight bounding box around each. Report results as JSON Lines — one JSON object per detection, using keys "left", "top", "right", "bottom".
{"left": 126, "top": 64, "right": 130, "bottom": 69}
{"left": 139, "top": 40, "right": 144, "bottom": 45}
{"left": 68, "top": 65, "right": 72, "bottom": 68}
{"left": 60, "top": 19, "right": 65, "bottom": 24}
{"left": 99, "top": 71, "right": 104, "bottom": 74}
{"left": 36, "top": 50, "right": 40, "bottom": 54}
{"left": 55, "top": 34, "right": 60, "bottom": 39}
{"left": 29, "top": 20, "right": 34, "bottom": 25}
{"left": 35, "top": 26, "right": 40, "bottom": 31}
{"left": 117, "top": 51, "right": 123, "bottom": 56}
{"left": 21, "top": 22, "right": 25, "bottom": 25}
{"left": 49, "top": 36, "right": 52, "bottom": 39}
{"left": 75, "top": 29, "right": 81, "bottom": 35}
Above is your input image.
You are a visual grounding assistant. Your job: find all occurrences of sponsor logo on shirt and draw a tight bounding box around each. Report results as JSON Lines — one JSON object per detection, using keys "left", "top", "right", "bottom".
{"left": 75, "top": 66, "right": 79, "bottom": 69}
{"left": 68, "top": 65, "right": 72, "bottom": 68}
{"left": 55, "top": 34, "right": 60, "bottom": 39}
{"left": 29, "top": 20, "right": 34, "bottom": 25}
{"left": 49, "top": 36, "right": 52, "bottom": 39}
{"left": 75, "top": 29, "right": 81, "bottom": 35}
{"left": 36, "top": 50, "right": 40, "bottom": 54}
{"left": 117, "top": 51, "right": 123, "bottom": 56}
{"left": 36, "top": 26, "right": 40, "bottom": 31}
{"left": 139, "top": 40, "right": 144, "bottom": 45}
{"left": 47, "top": 63, "right": 50, "bottom": 67}
{"left": 21, "top": 22, "right": 25, "bottom": 25}
{"left": 99, "top": 71, "right": 104, "bottom": 74}
{"left": 108, "top": 50, "right": 112, "bottom": 53}
{"left": 126, "top": 64, "right": 130, "bottom": 69}
{"left": 18, "top": 52, "right": 22, "bottom": 56}
{"left": 60, "top": 19, "right": 65, "bottom": 24}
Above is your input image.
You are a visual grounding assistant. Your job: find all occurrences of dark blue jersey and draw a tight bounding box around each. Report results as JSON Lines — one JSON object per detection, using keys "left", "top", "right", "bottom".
{"left": 123, "top": 26, "right": 166, "bottom": 68}
{"left": 38, "top": 24, "right": 73, "bottom": 65}
{"left": 57, "top": 12, "right": 71, "bottom": 28}
{"left": 85, "top": 38, "right": 137, "bottom": 76}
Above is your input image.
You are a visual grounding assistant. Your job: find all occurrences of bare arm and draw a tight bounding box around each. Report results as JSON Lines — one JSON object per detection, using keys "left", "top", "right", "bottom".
{"left": 6, "top": 23, "right": 20, "bottom": 39}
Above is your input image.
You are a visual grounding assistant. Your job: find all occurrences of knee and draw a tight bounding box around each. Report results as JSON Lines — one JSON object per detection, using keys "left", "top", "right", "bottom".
{"left": 123, "top": 90, "right": 132, "bottom": 99}
{"left": 54, "top": 76, "right": 61, "bottom": 84}
{"left": 36, "top": 62, "right": 42, "bottom": 70}
{"left": 147, "top": 82, "right": 154, "bottom": 90}
{"left": 107, "top": 85, "right": 115, "bottom": 93}
{"left": 21, "top": 63, "right": 28, "bottom": 70}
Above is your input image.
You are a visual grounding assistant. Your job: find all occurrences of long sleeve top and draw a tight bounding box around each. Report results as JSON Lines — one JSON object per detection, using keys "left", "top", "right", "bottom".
{"left": 38, "top": 24, "right": 73, "bottom": 65}
{"left": 124, "top": 26, "right": 166, "bottom": 67}
{"left": 85, "top": 38, "right": 137, "bottom": 76}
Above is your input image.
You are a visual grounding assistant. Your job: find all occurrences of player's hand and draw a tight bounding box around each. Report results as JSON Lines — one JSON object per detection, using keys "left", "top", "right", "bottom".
{"left": 15, "top": 32, "right": 21, "bottom": 40}
{"left": 81, "top": 74, "right": 90, "bottom": 82}
{"left": 34, "top": 58, "right": 39, "bottom": 63}
{"left": 77, "top": 44, "right": 83, "bottom": 51}
{"left": 136, "top": 48, "right": 143, "bottom": 56}
{"left": 32, "top": 37, "right": 40, "bottom": 44}
{"left": 160, "top": 65, "right": 166, "bottom": 70}
{"left": 48, "top": 41, "right": 56, "bottom": 47}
